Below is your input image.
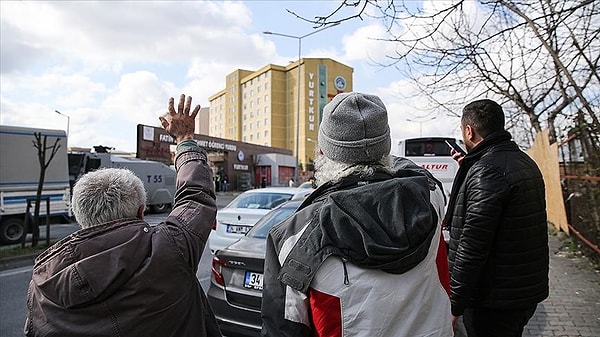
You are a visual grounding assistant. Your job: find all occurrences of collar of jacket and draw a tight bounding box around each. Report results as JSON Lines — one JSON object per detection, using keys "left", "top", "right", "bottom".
{"left": 298, "top": 166, "right": 393, "bottom": 211}
{"left": 279, "top": 169, "right": 437, "bottom": 293}
{"left": 299, "top": 159, "right": 439, "bottom": 211}
{"left": 443, "top": 130, "right": 514, "bottom": 228}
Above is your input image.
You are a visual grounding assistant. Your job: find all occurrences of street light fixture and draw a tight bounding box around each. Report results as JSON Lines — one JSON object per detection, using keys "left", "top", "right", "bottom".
{"left": 55, "top": 110, "right": 70, "bottom": 149}
{"left": 406, "top": 116, "right": 437, "bottom": 137}
{"left": 263, "top": 22, "right": 340, "bottom": 186}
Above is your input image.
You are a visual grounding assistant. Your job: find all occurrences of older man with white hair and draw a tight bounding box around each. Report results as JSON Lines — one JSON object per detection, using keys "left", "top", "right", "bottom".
{"left": 25, "top": 94, "right": 222, "bottom": 337}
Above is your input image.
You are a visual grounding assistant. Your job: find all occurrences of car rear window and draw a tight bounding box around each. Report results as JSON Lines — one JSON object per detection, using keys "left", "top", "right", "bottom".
{"left": 247, "top": 205, "right": 298, "bottom": 238}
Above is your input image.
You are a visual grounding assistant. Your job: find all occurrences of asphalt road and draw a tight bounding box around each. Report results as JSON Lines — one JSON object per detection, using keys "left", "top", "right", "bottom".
{"left": 0, "top": 194, "right": 235, "bottom": 337}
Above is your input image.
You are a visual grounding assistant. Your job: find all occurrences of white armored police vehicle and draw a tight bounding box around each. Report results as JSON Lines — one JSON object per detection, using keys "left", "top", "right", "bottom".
{"left": 68, "top": 145, "right": 176, "bottom": 214}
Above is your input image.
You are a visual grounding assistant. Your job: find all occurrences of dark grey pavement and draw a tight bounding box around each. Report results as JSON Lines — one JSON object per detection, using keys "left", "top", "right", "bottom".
{"left": 523, "top": 233, "right": 600, "bottom": 337}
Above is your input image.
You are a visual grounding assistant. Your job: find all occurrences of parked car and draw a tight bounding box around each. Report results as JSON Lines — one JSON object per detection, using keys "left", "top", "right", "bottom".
{"left": 208, "top": 187, "right": 312, "bottom": 254}
{"left": 207, "top": 199, "right": 303, "bottom": 337}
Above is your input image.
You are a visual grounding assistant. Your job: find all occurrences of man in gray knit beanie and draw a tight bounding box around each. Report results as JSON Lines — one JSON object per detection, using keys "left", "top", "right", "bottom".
{"left": 261, "top": 92, "right": 453, "bottom": 337}
{"left": 318, "top": 92, "right": 391, "bottom": 164}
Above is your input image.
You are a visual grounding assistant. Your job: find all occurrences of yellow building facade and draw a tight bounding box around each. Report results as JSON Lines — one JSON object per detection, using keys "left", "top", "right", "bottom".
{"left": 208, "top": 58, "right": 353, "bottom": 170}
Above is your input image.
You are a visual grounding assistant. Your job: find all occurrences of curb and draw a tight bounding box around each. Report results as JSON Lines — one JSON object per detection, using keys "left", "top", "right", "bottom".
{"left": 0, "top": 254, "right": 38, "bottom": 272}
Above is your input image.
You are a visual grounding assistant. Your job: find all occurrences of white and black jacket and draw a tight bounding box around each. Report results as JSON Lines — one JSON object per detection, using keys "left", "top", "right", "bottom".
{"left": 261, "top": 157, "right": 452, "bottom": 337}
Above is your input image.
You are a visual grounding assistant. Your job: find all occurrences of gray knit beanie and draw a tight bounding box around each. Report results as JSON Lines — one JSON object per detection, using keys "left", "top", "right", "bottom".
{"left": 318, "top": 92, "right": 391, "bottom": 164}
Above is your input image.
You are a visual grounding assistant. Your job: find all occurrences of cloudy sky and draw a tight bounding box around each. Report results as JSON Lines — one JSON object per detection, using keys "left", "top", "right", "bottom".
{"left": 1, "top": 1, "right": 462, "bottom": 154}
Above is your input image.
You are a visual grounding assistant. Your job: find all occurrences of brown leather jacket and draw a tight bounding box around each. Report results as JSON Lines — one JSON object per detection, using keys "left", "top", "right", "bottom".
{"left": 25, "top": 145, "right": 222, "bottom": 337}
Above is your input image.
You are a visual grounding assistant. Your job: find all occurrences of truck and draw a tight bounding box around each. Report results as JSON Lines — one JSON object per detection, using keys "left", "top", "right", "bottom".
{"left": 1, "top": 125, "right": 177, "bottom": 245}
{"left": 68, "top": 146, "right": 176, "bottom": 214}
{"left": 0, "top": 125, "right": 71, "bottom": 244}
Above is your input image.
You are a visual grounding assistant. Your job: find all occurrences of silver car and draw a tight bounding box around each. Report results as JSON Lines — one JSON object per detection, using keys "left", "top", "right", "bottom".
{"left": 207, "top": 199, "right": 304, "bottom": 337}
{"left": 208, "top": 187, "right": 312, "bottom": 254}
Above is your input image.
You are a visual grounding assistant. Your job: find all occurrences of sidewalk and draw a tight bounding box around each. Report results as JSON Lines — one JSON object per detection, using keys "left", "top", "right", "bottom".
{"left": 523, "top": 233, "right": 600, "bottom": 337}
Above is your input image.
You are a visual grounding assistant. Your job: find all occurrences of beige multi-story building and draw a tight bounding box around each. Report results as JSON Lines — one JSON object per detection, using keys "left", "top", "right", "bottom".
{"left": 208, "top": 58, "right": 353, "bottom": 171}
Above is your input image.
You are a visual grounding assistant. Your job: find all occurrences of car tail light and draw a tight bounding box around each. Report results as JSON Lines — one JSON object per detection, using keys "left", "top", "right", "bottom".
{"left": 211, "top": 219, "right": 216, "bottom": 231}
{"left": 211, "top": 256, "right": 227, "bottom": 286}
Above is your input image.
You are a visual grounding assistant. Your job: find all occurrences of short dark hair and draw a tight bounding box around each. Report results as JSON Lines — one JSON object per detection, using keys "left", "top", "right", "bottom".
{"left": 461, "top": 99, "right": 505, "bottom": 138}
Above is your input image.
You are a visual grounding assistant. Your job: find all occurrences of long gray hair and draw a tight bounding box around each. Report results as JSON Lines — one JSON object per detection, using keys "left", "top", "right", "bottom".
{"left": 314, "top": 151, "right": 392, "bottom": 187}
{"left": 71, "top": 168, "right": 146, "bottom": 229}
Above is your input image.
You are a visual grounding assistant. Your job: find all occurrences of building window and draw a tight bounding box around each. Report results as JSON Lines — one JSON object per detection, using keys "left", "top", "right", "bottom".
{"left": 257, "top": 97, "right": 261, "bottom": 105}
{"left": 265, "top": 82, "right": 269, "bottom": 90}
{"left": 265, "top": 94, "right": 269, "bottom": 102}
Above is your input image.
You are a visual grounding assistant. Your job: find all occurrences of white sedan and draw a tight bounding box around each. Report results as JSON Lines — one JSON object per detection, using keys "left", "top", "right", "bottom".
{"left": 208, "top": 187, "right": 312, "bottom": 254}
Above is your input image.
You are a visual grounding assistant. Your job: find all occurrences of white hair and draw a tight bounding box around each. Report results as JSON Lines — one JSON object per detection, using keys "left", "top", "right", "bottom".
{"left": 314, "top": 150, "right": 392, "bottom": 186}
{"left": 71, "top": 168, "right": 146, "bottom": 229}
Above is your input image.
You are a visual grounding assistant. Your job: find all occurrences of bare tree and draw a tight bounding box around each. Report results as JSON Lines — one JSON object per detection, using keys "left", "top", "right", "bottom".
{"left": 29, "top": 133, "right": 61, "bottom": 247}
{"left": 292, "top": 0, "right": 599, "bottom": 147}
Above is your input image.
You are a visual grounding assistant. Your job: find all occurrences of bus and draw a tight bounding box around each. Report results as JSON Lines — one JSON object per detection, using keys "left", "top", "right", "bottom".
{"left": 397, "top": 137, "right": 465, "bottom": 202}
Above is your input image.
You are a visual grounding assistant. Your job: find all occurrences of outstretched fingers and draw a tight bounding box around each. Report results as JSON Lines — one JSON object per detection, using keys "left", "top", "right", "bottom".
{"left": 168, "top": 97, "right": 175, "bottom": 115}
{"left": 159, "top": 116, "right": 169, "bottom": 129}
{"left": 190, "top": 103, "right": 200, "bottom": 119}
{"left": 178, "top": 94, "right": 185, "bottom": 114}
{"left": 184, "top": 95, "right": 192, "bottom": 115}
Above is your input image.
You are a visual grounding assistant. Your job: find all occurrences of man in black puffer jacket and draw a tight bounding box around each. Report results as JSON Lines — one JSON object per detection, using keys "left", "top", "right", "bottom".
{"left": 445, "top": 99, "right": 549, "bottom": 337}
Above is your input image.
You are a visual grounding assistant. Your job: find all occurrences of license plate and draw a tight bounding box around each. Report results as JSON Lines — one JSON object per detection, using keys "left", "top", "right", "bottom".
{"left": 226, "top": 225, "right": 249, "bottom": 234}
{"left": 244, "top": 271, "right": 263, "bottom": 290}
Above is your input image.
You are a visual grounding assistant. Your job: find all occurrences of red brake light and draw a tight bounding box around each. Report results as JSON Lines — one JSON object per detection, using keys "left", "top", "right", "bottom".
{"left": 211, "top": 256, "right": 227, "bottom": 286}
{"left": 211, "top": 219, "right": 216, "bottom": 231}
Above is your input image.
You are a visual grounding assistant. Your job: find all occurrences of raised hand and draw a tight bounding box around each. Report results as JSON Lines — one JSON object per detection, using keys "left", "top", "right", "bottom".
{"left": 159, "top": 94, "right": 200, "bottom": 143}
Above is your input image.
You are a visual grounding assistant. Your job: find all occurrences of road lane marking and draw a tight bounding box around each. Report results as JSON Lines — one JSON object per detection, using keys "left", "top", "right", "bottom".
{"left": 0, "top": 266, "right": 33, "bottom": 277}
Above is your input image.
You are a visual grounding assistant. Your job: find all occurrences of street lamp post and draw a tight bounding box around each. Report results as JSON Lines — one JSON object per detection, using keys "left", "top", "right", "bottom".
{"left": 263, "top": 23, "right": 340, "bottom": 186}
{"left": 55, "top": 110, "right": 70, "bottom": 149}
{"left": 406, "top": 116, "right": 436, "bottom": 137}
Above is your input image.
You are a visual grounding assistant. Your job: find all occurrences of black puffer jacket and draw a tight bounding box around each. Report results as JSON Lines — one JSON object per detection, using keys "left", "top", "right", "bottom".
{"left": 445, "top": 131, "right": 549, "bottom": 316}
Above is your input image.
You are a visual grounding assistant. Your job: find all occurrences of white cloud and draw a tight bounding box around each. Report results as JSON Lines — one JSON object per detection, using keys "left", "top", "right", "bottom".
{"left": 0, "top": 0, "right": 464, "bottom": 155}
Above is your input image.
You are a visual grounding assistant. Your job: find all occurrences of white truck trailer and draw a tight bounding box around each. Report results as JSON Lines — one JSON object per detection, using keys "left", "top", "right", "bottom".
{"left": 0, "top": 125, "right": 71, "bottom": 244}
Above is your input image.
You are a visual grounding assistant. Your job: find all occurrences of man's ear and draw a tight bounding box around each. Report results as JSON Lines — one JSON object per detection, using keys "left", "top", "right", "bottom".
{"left": 465, "top": 125, "right": 476, "bottom": 142}
{"left": 138, "top": 206, "right": 144, "bottom": 220}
